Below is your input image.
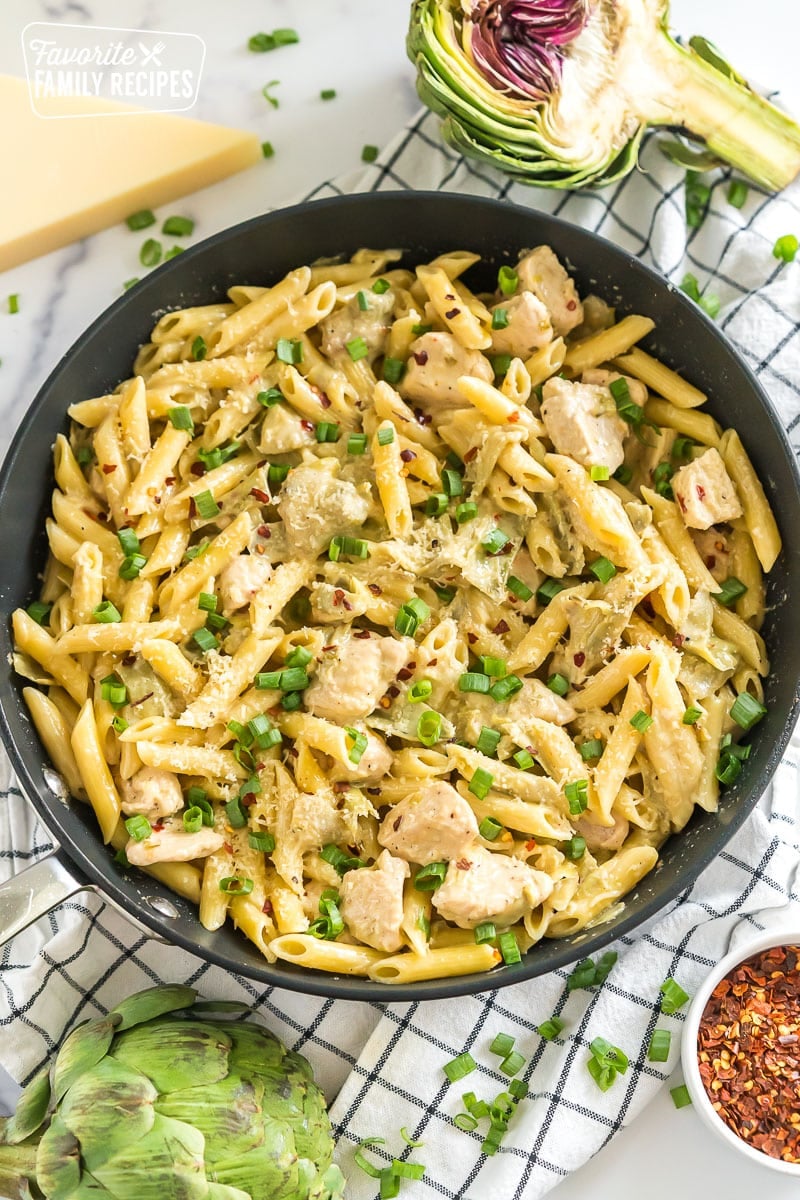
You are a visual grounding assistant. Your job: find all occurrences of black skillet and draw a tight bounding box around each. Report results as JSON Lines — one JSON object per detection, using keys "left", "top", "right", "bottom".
{"left": 1, "top": 191, "right": 798, "bottom": 1001}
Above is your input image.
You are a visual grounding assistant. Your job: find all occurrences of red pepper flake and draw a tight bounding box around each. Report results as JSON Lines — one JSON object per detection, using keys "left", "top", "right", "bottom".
{"left": 413, "top": 407, "right": 432, "bottom": 426}
{"left": 191, "top": 462, "right": 207, "bottom": 478}
{"left": 262, "top": 898, "right": 274, "bottom": 916}
{"left": 224, "top": 842, "right": 233, "bottom": 854}
{"left": 455, "top": 858, "right": 471, "bottom": 871}
{"left": 257, "top": 524, "right": 270, "bottom": 537}
{"left": 386, "top": 685, "right": 400, "bottom": 698}
{"left": 301, "top": 419, "right": 314, "bottom": 432}
{"left": 353, "top": 630, "right": 372, "bottom": 639}
{"left": 525, "top": 839, "right": 537, "bottom": 852}
{"left": 566, "top": 299, "right": 577, "bottom": 311}
{"left": 188, "top": 497, "right": 197, "bottom": 520}
{"left": 445, "top": 307, "right": 460, "bottom": 319}
{"left": 697, "top": 485, "right": 706, "bottom": 501}
{"left": 322, "top": 644, "right": 336, "bottom": 652}
{"left": 464, "top": 446, "right": 478, "bottom": 463}
{"left": 400, "top": 449, "right": 417, "bottom": 463}
{"left": 397, "top": 667, "right": 414, "bottom": 682}
{"left": 165, "top": 476, "right": 176, "bottom": 487}
{"left": 677, "top": 493, "right": 687, "bottom": 512}
{"left": 101, "top": 464, "right": 117, "bottom": 474}
{"left": 428, "top": 657, "right": 438, "bottom": 667}
{"left": 250, "top": 488, "right": 270, "bottom": 504}
{"left": 492, "top": 619, "right": 510, "bottom": 635}
{"left": 467, "top": 632, "right": 477, "bottom": 645}
{"left": 151, "top": 821, "right": 165, "bottom": 832}
{"left": 368, "top": 583, "right": 382, "bottom": 595}
{"left": 673, "top": 633, "right": 686, "bottom": 648}
{"left": 697, "top": 943, "right": 800, "bottom": 1164}
{"left": 507, "top": 412, "right": 519, "bottom": 423}
{"left": 318, "top": 391, "right": 332, "bottom": 409}
{"left": 333, "top": 780, "right": 350, "bottom": 793}
{"left": 573, "top": 652, "right": 585, "bottom": 668}
{"left": 413, "top": 350, "right": 429, "bottom": 366}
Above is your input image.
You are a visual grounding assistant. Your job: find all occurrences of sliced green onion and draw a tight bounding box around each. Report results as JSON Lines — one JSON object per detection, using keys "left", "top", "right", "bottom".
{"left": 432, "top": 584, "right": 456, "bottom": 604}
{"left": 481, "top": 527, "right": 509, "bottom": 555}
{"left": 111, "top": 715, "right": 128, "bottom": 734}
{"left": 100, "top": 675, "right": 127, "bottom": 707}
{"left": 491, "top": 354, "right": 512, "bottom": 379}
{"left": 164, "top": 246, "right": 183, "bottom": 260}
{"left": 537, "top": 1016, "right": 565, "bottom": 1041}
{"left": 498, "top": 931, "right": 521, "bottom": 964}
{"left": 315, "top": 421, "right": 340, "bottom": 443}
{"left": 380, "top": 1172, "right": 400, "bottom": 1200}
{"left": 716, "top": 751, "right": 743, "bottom": 786}
{"left": 347, "top": 432, "right": 368, "bottom": 455}
{"left": 715, "top": 576, "right": 747, "bottom": 607}
{"left": 660, "top": 978, "right": 690, "bottom": 1014}
{"left": 122, "top": 277, "right": 140, "bottom": 291}
{"left": 257, "top": 387, "right": 283, "bottom": 407}
{"left": 425, "top": 492, "right": 448, "bottom": 516}
{"left": 261, "top": 80, "right": 280, "bottom": 109}
{"left": 328, "top": 535, "right": 369, "bottom": 561}
{"left": 321, "top": 844, "right": 366, "bottom": 874}
{"left": 399, "top": 1127, "right": 424, "bottom": 1149}
{"left": 416, "top": 711, "right": 442, "bottom": 746}
{"left": 182, "top": 807, "right": 203, "bottom": 833}
{"left": 480, "top": 656, "right": 507, "bottom": 678}
{"left": 119, "top": 553, "right": 147, "bottom": 580}
{"left": 459, "top": 672, "right": 490, "bottom": 694}
{"left": 414, "top": 861, "right": 447, "bottom": 892}
{"left": 680, "top": 272, "right": 701, "bottom": 302}
{"left": 192, "top": 336, "right": 208, "bottom": 361}
{"left": 186, "top": 786, "right": 206, "bottom": 806}
{"left": 219, "top": 876, "right": 254, "bottom": 895}
{"left": 564, "top": 779, "right": 589, "bottom": 815}
{"left": 449, "top": 500, "right": 476, "bottom": 526}
{"left": 630, "top": 710, "right": 654, "bottom": 734}
{"left": 580, "top": 739, "right": 603, "bottom": 761}
{"left": 476, "top": 728, "right": 501, "bottom": 759}
{"left": 670, "top": 1084, "right": 693, "bottom": 1109}
{"left": 537, "top": 578, "right": 565, "bottom": 605}
{"left": 594, "top": 950, "right": 618, "bottom": 984}
{"left": 443, "top": 1052, "right": 476, "bottom": 1083}
{"left": 590, "top": 1037, "right": 629, "bottom": 1075}
{"left": 671, "top": 436, "right": 695, "bottom": 461}
{"left": 469, "top": 768, "right": 494, "bottom": 800}
{"left": 198, "top": 592, "right": 217, "bottom": 613}
{"left": 730, "top": 692, "right": 767, "bottom": 731}
{"left": 345, "top": 727, "right": 368, "bottom": 764}
{"left": 192, "top": 627, "right": 219, "bottom": 653}
{"left": 125, "top": 209, "right": 155, "bottom": 230}
{"left": 247, "top": 714, "right": 282, "bottom": 750}
{"left": 589, "top": 556, "right": 616, "bottom": 583}
{"left": 411, "top": 322, "right": 432, "bottom": 336}
{"left": 589, "top": 464, "right": 611, "bottom": 482}
{"left": 125, "top": 815, "right": 152, "bottom": 841}
{"left": 478, "top": 815, "right": 503, "bottom": 840}
{"left": 254, "top": 670, "right": 282, "bottom": 690}
{"left": 773, "top": 233, "right": 799, "bottom": 263}
{"left": 281, "top": 691, "right": 302, "bottom": 712}
{"left": 361, "top": 144, "right": 379, "bottom": 163}
{"left": 564, "top": 836, "right": 586, "bottom": 861}
{"left": 140, "top": 238, "right": 162, "bottom": 267}
{"left": 500, "top": 1051, "right": 525, "bottom": 1077}
{"left": 248, "top": 28, "right": 298, "bottom": 51}
{"left": 682, "top": 706, "right": 703, "bottom": 725}
{"left": 248, "top": 831, "right": 275, "bottom": 853}
{"left": 117, "top": 527, "right": 140, "bottom": 556}
{"left": 490, "top": 1032, "right": 516, "bottom": 1057}
{"left": 613, "top": 464, "right": 633, "bottom": 485}
{"left": 648, "top": 1029, "right": 672, "bottom": 1062}
{"left": 408, "top": 679, "right": 432, "bottom": 703}
{"left": 390, "top": 1161, "right": 424, "bottom": 1181}
{"left": 547, "top": 673, "right": 569, "bottom": 696}
{"left": 279, "top": 667, "right": 310, "bottom": 692}
{"left": 372, "top": 279, "right": 390, "bottom": 294}
{"left": 453, "top": 1113, "right": 478, "bottom": 1132}
{"left": 567, "top": 958, "right": 597, "bottom": 990}
{"left": 74, "top": 446, "right": 93, "bottom": 467}
{"left": 285, "top": 645, "right": 312, "bottom": 668}
{"left": 395, "top": 597, "right": 429, "bottom": 636}
{"left": 474, "top": 921, "right": 496, "bottom": 944}
{"left": 489, "top": 675, "right": 522, "bottom": 702}
{"left": 491, "top": 307, "right": 509, "bottom": 330}
{"left": 587, "top": 1056, "right": 617, "bottom": 1092}
{"left": 162, "top": 215, "right": 194, "bottom": 237}
{"left": 685, "top": 171, "right": 711, "bottom": 229}
{"left": 512, "top": 748, "right": 535, "bottom": 770}
{"left": 382, "top": 357, "right": 405, "bottom": 385}
{"left": 356, "top": 290, "right": 370, "bottom": 312}
{"left": 727, "top": 179, "right": 748, "bottom": 209}
{"left": 92, "top": 601, "right": 121, "bottom": 623}
{"left": 194, "top": 489, "right": 220, "bottom": 519}
{"left": 345, "top": 335, "right": 369, "bottom": 363}
{"left": 509, "top": 1079, "right": 528, "bottom": 1100}
{"left": 377, "top": 426, "right": 394, "bottom": 445}
{"left": 353, "top": 1137, "right": 385, "bottom": 1179}
{"left": 440, "top": 467, "right": 462, "bottom": 498}
{"left": 506, "top": 575, "right": 532, "bottom": 602}
{"left": 652, "top": 461, "right": 674, "bottom": 499}
{"left": 276, "top": 337, "right": 303, "bottom": 364}
{"left": 497, "top": 266, "right": 518, "bottom": 296}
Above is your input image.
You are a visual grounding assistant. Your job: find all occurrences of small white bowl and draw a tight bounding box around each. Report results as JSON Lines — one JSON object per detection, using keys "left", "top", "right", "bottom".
{"left": 681, "top": 927, "right": 800, "bottom": 1176}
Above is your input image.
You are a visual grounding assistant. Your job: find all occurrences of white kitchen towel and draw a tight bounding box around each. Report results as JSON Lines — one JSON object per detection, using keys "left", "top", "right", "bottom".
{"left": 2, "top": 109, "right": 800, "bottom": 1200}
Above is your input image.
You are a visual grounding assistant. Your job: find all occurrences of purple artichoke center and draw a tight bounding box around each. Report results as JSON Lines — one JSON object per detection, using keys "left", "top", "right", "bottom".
{"left": 468, "top": 0, "right": 591, "bottom": 101}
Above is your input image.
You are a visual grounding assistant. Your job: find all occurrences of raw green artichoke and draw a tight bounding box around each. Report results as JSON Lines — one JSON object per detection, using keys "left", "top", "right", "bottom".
{"left": 0, "top": 985, "right": 345, "bottom": 1200}
{"left": 408, "top": 0, "right": 800, "bottom": 190}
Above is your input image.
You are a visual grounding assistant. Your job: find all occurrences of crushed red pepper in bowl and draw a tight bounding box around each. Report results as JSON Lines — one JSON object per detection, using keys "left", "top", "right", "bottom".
{"left": 686, "top": 939, "right": 800, "bottom": 1172}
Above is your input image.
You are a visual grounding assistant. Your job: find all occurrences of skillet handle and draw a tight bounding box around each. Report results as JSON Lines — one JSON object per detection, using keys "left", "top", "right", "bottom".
{"left": 0, "top": 850, "right": 90, "bottom": 947}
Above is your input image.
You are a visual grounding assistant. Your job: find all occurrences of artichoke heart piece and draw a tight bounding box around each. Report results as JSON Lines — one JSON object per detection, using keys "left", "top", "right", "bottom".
{"left": 0, "top": 986, "right": 342, "bottom": 1200}
{"left": 408, "top": 0, "right": 800, "bottom": 190}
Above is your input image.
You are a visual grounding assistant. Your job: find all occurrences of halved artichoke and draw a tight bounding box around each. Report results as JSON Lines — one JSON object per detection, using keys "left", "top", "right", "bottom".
{"left": 0, "top": 985, "right": 345, "bottom": 1200}
{"left": 408, "top": 0, "right": 800, "bottom": 189}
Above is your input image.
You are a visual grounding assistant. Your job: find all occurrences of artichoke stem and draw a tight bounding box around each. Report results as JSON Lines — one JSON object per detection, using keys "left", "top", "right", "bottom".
{"left": 644, "top": 32, "right": 800, "bottom": 190}
{"left": 0, "top": 1142, "right": 39, "bottom": 1200}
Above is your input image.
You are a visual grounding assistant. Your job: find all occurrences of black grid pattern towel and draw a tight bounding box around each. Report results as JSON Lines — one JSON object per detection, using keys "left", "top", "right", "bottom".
{"left": 2, "top": 109, "right": 800, "bottom": 1200}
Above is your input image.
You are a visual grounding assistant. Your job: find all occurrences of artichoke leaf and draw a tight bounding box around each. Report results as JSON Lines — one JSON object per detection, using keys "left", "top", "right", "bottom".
{"left": 52, "top": 1015, "right": 122, "bottom": 1104}
{"left": 0, "top": 1066, "right": 51, "bottom": 1144}
{"left": 111, "top": 984, "right": 197, "bottom": 1031}
{"left": 209, "top": 1121, "right": 300, "bottom": 1200}
{"left": 320, "top": 1164, "right": 347, "bottom": 1200}
{"left": 112, "top": 1020, "right": 232, "bottom": 1092}
{"left": 204, "top": 1187, "right": 251, "bottom": 1200}
{"left": 225, "top": 1026, "right": 287, "bottom": 1077}
{"left": 59, "top": 1057, "right": 157, "bottom": 1175}
{"left": 186, "top": 1000, "right": 251, "bottom": 1016}
{"left": 35, "top": 1115, "right": 81, "bottom": 1200}
{"left": 155, "top": 1074, "right": 265, "bottom": 1163}
{"left": 91, "top": 1113, "right": 207, "bottom": 1200}
{"left": 62, "top": 1169, "right": 116, "bottom": 1200}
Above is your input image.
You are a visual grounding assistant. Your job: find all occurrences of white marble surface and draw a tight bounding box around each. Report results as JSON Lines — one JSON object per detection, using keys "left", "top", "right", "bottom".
{"left": 0, "top": 2, "right": 798, "bottom": 1196}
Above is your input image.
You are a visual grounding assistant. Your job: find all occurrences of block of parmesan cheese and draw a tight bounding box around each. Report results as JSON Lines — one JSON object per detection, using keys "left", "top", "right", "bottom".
{"left": 0, "top": 75, "right": 261, "bottom": 271}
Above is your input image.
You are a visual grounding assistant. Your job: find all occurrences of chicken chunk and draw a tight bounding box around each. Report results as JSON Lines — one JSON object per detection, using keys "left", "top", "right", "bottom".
{"left": 125, "top": 819, "right": 224, "bottom": 866}
{"left": 218, "top": 553, "right": 273, "bottom": 614}
{"left": 517, "top": 246, "right": 583, "bottom": 337}
{"left": 276, "top": 464, "right": 370, "bottom": 557}
{"left": 582, "top": 368, "right": 648, "bottom": 409}
{"left": 432, "top": 846, "right": 553, "bottom": 929}
{"left": 672, "top": 448, "right": 743, "bottom": 530}
{"left": 490, "top": 292, "right": 553, "bottom": 360}
{"left": 339, "top": 849, "right": 409, "bottom": 952}
{"left": 319, "top": 289, "right": 394, "bottom": 362}
{"left": 258, "top": 403, "right": 317, "bottom": 454}
{"left": 541, "top": 376, "right": 628, "bottom": 473}
{"left": 121, "top": 767, "right": 184, "bottom": 822}
{"left": 399, "top": 331, "right": 493, "bottom": 412}
{"left": 305, "top": 632, "right": 411, "bottom": 722}
{"left": 573, "top": 812, "right": 630, "bottom": 852}
{"left": 330, "top": 731, "right": 393, "bottom": 785}
{"left": 377, "top": 781, "right": 479, "bottom": 865}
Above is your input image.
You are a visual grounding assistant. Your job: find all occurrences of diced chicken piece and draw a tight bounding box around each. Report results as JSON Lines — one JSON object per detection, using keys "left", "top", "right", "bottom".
{"left": 432, "top": 846, "right": 553, "bottom": 929}
{"left": 120, "top": 767, "right": 184, "bottom": 822}
{"left": 218, "top": 553, "right": 273, "bottom": 614}
{"left": 378, "top": 781, "right": 479, "bottom": 865}
{"left": 305, "top": 633, "right": 411, "bottom": 722}
{"left": 690, "top": 528, "right": 733, "bottom": 584}
{"left": 573, "top": 812, "right": 630, "bottom": 852}
{"left": 516, "top": 246, "right": 583, "bottom": 337}
{"left": 541, "top": 376, "right": 627, "bottom": 473}
{"left": 319, "top": 289, "right": 394, "bottom": 362}
{"left": 330, "top": 731, "right": 394, "bottom": 785}
{"left": 490, "top": 293, "right": 553, "bottom": 359}
{"left": 258, "top": 403, "right": 317, "bottom": 454}
{"left": 505, "top": 678, "right": 576, "bottom": 727}
{"left": 125, "top": 819, "right": 224, "bottom": 866}
{"left": 339, "top": 849, "right": 409, "bottom": 952}
{"left": 399, "top": 331, "right": 493, "bottom": 412}
{"left": 672, "top": 448, "right": 743, "bottom": 530}
{"left": 582, "top": 368, "right": 648, "bottom": 409}
{"left": 276, "top": 464, "right": 370, "bottom": 557}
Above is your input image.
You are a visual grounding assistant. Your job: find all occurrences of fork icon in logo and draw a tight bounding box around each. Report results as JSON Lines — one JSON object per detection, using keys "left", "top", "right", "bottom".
{"left": 138, "top": 40, "right": 166, "bottom": 66}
